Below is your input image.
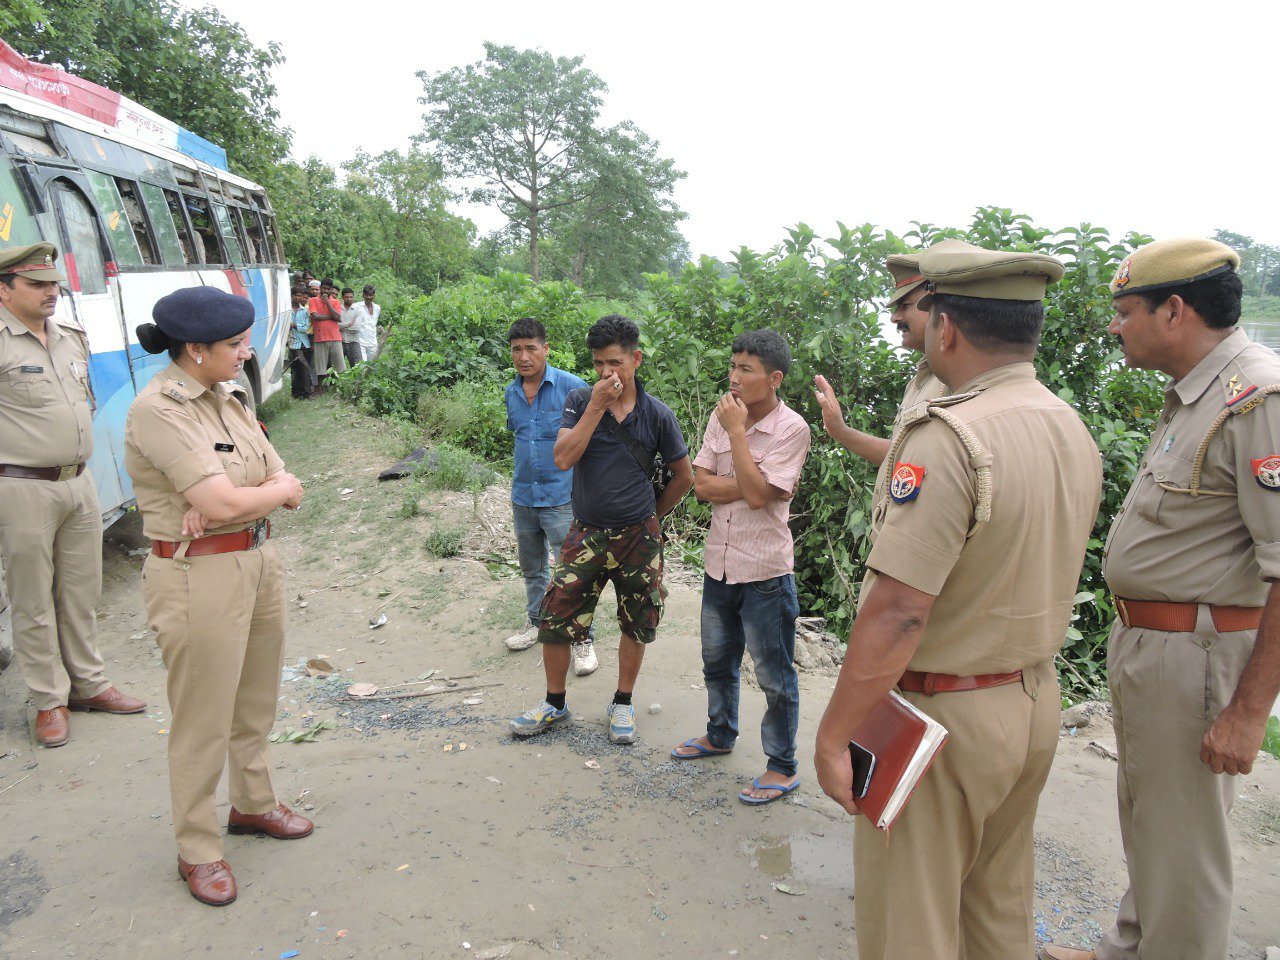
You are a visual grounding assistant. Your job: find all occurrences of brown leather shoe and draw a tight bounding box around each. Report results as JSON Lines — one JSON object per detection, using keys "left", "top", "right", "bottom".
{"left": 177, "top": 857, "right": 237, "bottom": 906}
{"left": 1041, "top": 946, "right": 1097, "bottom": 960}
{"left": 35, "top": 707, "right": 70, "bottom": 747}
{"left": 227, "top": 802, "right": 314, "bottom": 839}
{"left": 68, "top": 685, "right": 146, "bottom": 714}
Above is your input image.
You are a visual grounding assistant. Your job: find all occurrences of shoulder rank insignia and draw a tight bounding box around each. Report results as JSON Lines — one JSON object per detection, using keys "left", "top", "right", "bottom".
{"left": 1226, "top": 382, "right": 1261, "bottom": 415}
{"left": 1251, "top": 455, "right": 1280, "bottom": 491}
{"left": 890, "top": 462, "right": 925, "bottom": 503}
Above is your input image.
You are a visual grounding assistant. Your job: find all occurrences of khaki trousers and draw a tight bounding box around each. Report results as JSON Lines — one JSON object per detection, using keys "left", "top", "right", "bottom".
{"left": 0, "top": 471, "right": 108, "bottom": 710}
{"left": 142, "top": 542, "right": 286, "bottom": 864}
{"left": 1097, "top": 614, "right": 1254, "bottom": 960}
{"left": 853, "top": 659, "right": 1059, "bottom": 960}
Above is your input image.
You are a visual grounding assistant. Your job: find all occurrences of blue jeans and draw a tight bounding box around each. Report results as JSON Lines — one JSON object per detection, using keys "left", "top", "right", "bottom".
{"left": 512, "top": 503, "right": 592, "bottom": 641}
{"left": 701, "top": 572, "right": 801, "bottom": 777}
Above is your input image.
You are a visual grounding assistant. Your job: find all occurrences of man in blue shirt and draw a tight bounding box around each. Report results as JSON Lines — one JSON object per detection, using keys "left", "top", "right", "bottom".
{"left": 502, "top": 318, "right": 597, "bottom": 676}
{"left": 288, "top": 285, "right": 312, "bottom": 400}
{"left": 510, "top": 314, "right": 694, "bottom": 744}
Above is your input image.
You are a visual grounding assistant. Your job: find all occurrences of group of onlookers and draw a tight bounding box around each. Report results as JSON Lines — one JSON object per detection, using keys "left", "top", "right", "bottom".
{"left": 287, "top": 271, "right": 381, "bottom": 398}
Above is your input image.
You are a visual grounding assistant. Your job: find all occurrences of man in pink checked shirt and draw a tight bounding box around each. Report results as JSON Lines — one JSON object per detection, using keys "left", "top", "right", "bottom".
{"left": 670, "top": 329, "right": 811, "bottom": 805}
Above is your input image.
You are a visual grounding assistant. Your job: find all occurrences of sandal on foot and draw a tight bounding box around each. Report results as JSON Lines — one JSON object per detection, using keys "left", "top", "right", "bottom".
{"left": 670, "top": 737, "right": 733, "bottom": 760}
{"left": 738, "top": 776, "right": 800, "bottom": 806}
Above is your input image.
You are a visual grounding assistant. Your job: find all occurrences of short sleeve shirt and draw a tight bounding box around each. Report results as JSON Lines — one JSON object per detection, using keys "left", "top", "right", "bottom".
{"left": 694, "top": 400, "right": 811, "bottom": 583}
{"left": 125, "top": 362, "right": 285, "bottom": 542}
{"left": 560, "top": 379, "right": 688, "bottom": 529}
{"left": 1104, "top": 329, "right": 1280, "bottom": 605}
{"left": 309, "top": 296, "right": 342, "bottom": 342}
{"left": 863, "top": 363, "right": 1103, "bottom": 675}
{"left": 0, "top": 306, "right": 94, "bottom": 467}
{"left": 504, "top": 364, "right": 588, "bottom": 508}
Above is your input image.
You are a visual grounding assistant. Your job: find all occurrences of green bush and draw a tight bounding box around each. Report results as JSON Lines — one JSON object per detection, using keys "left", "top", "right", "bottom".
{"left": 424, "top": 524, "right": 466, "bottom": 558}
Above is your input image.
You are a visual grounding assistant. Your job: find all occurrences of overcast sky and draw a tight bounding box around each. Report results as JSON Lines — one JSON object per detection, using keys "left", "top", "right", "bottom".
{"left": 192, "top": 0, "right": 1280, "bottom": 259}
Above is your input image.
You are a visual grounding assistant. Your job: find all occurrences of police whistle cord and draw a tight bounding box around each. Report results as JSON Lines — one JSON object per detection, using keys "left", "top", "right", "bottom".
{"left": 1185, "top": 384, "right": 1280, "bottom": 497}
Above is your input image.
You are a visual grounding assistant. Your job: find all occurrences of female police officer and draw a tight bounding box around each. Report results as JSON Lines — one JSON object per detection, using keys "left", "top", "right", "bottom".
{"left": 125, "top": 286, "right": 312, "bottom": 906}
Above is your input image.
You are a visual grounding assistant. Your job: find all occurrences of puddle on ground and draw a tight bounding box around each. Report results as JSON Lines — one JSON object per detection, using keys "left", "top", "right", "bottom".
{"left": 742, "top": 831, "right": 854, "bottom": 887}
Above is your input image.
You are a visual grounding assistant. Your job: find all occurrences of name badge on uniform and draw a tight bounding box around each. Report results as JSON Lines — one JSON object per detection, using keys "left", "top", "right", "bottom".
{"left": 20, "top": 364, "right": 43, "bottom": 373}
{"left": 215, "top": 442, "right": 236, "bottom": 453}
{"left": 890, "top": 463, "right": 926, "bottom": 503}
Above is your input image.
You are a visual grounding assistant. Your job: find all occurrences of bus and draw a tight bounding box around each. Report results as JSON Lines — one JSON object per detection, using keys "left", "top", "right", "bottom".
{"left": 0, "top": 37, "right": 292, "bottom": 529}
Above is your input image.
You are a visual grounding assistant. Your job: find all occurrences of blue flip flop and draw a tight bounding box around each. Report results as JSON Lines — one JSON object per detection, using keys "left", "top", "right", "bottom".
{"left": 670, "top": 737, "right": 733, "bottom": 760}
{"left": 738, "top": 776, "right": 800, "bottom": 806}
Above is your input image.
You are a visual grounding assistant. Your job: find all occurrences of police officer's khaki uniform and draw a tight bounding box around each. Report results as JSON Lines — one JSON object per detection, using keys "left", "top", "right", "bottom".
{"left": 0, "top": 303, "right": 109, "bottom": 710}
{"left": 855, "top": 362, "right": 1102, "bottom": 960}
{"left": 125, "top": 363, "right": 287, "bottom": 864}
{"left": 1098, "top": 328, "right": 1280, "bottom": 960}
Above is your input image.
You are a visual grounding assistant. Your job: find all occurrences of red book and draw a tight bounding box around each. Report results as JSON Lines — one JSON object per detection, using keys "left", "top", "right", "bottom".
{"left": 850, "top": 691, "right": 948, "bottom": 831}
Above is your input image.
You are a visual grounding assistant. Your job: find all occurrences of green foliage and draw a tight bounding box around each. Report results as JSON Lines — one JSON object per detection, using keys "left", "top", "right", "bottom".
{"left": 414, "top": 442, "right": 496, "bottom": 494}
{"left": 1264, "top": 715, "right": 1280, "bottom": 762}
{"left": 344, "top": 271, "right": 616, "bottom": 460}
{"left": 424, "top": 524, "right": 466, "bottom": 559}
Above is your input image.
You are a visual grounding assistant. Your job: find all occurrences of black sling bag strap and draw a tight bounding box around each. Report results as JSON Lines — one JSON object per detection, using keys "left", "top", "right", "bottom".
{"left": 606, "top": 413, "right": 672, "bottom": 502}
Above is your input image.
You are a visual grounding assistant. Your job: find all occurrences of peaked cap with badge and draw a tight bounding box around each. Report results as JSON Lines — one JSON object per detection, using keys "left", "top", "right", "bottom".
{"left": 1109, "top": 236, "right": 1240, "bottom": 298}
{"left": 0, "top": 242, "right": 68, "bottom": 282}
{"left": 885, "top": 239, "right": 975, "bottom": 307}
{"left": 917, "top": 240, "right": 1065, "bottom": 307}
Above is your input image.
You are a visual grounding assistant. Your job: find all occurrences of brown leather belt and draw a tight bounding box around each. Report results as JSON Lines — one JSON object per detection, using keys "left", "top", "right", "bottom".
{"left": 898, "top": 669, "right": 1023, "bottom": 696}
{"left": 0, "top": 462, "right": 85, "bottom": 481}
{"left": 1114, "top": 597, "right": 1262, "bottom": 633}
{"left": 152, "top": 521, "right": 270, "bottom": 559}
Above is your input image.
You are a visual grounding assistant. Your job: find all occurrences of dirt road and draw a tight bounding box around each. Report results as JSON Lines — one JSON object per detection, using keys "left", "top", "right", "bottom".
{"left": 2, "top": 397, "right": 1277, "bottom": 960}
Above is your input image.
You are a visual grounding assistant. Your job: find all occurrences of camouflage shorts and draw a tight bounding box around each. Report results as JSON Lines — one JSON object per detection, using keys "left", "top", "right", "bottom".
{"left": 537, "top": 515, "right": 667, "bottom": 645}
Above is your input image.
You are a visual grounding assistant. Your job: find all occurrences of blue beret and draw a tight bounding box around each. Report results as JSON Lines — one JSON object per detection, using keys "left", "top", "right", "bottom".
{"left": 151, "top": 286, "right": 255, "bottom": 344}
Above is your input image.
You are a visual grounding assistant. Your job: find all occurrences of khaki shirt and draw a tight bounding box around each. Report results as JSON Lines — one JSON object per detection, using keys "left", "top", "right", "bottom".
{"left": 1104, "top": 329, "right": 1280, "bottom": 605}
{"left": 0, "top": 305, "right": 94, "bottom": 467}
{"left": 870, "top": 360, "right": 947, "bottom": 510}
{"left": 125, "top": 362, "right": 284, "bottom": 542}
{"left": 863, "top": 362, "right": 1102, "bottom": 675}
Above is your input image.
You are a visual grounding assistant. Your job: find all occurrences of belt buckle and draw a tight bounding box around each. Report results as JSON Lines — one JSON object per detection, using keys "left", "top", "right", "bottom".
{"left": 57, "top": 464, "right": 78, "bottom": 481}
{"left": 251, "top": 521, "right": 267, "bottom": 549}
{"left": 1113, "top": 596, "right": 1129, "bottom": 627}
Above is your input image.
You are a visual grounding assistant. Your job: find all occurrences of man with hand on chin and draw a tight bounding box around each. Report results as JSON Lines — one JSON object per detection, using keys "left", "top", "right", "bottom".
{"left": 510, "top": 314, "right": 691, "bottom": 745}
{"left": 670, "top": 330, "right": 810, "bottom": 805}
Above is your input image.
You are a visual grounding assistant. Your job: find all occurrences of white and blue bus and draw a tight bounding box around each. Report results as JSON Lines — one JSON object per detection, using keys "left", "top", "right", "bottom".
{"left": 0, "top": 38, "right": 292, "bottom": 528}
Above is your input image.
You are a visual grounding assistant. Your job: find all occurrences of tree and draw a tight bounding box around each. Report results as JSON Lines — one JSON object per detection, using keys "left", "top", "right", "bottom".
{"left": 418, "top": 43, "right": 603, "bottom": 282}
{"left": 540, "top": 122, "right": 688, "bottom": 296}
{"left": 6, "top": 0, "right": 290, "bottom": 184}
{"left": 341, "top": 147, "right": 476, "bottom": 290}
{"left": 1213, "top": 229, "right": 1280, "bottom": 299}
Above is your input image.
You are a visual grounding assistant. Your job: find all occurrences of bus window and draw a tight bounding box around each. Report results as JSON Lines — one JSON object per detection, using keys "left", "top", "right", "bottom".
{"left": 259, "top": 208, "right": 284, "bottom": 263}
{"left": 182, "top": 194, "right": 224, "bottom": 265}
{"left": 51, "top": 182, "right": 108, "bottom": 295}
{"left": 232, "top": 207, "right": 262, "bottom": 263}
{"left": 83, "top": 170, "right": 144, "bottom": 267}
{"left": 161, "top": 189, "right": 197, "bottom": 264}
{"left": 0, "top": 107, "right": 59, "bottom": 158}
{"left": 211, "top": 202, "right": 245, "bottom": 264}
{"left": 0, "top": 160, "right": 43, "bottom": 247}
{"left": 112, "top": 179, "right": 160, "bottom": 265}
{"left": 138, "top": 182, "right": 186, "bottom": 266}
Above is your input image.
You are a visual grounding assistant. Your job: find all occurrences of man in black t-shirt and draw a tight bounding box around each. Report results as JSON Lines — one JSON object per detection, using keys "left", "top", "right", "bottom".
{"left": 509, "top": 315, "right": 693, "bottom": 744}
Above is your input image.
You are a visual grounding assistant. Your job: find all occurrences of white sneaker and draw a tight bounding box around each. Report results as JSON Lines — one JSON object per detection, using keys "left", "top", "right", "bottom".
{"left": 571, "top": 641, "right": 599, "bottom": 676}
{"left": 504, "top": 624, "right": 538, "bottom": 651}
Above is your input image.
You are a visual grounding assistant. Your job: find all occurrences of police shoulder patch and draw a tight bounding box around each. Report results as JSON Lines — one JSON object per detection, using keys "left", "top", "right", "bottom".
{"left": 889, "top": 462, "right": 926, "bottom": 503}
{"left": 1250, "top": 455, "right": 1280, "bottom": 491}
